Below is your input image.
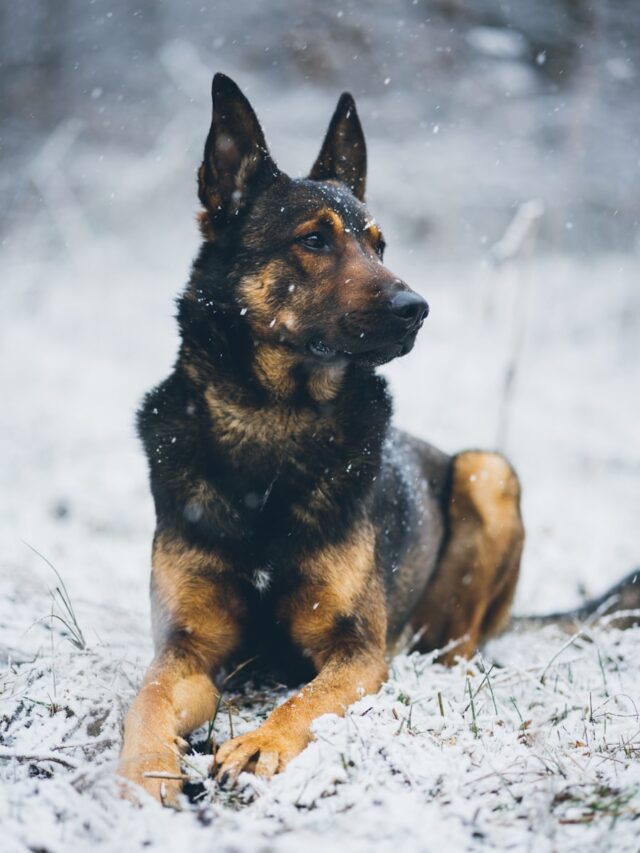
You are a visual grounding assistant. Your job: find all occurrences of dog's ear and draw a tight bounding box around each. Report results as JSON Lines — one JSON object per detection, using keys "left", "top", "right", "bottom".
{"left": 198, "top": 74, "right": 278, "bottom": 233}
{"left": 309, "top": 93, "right": 366, "bottom": 201}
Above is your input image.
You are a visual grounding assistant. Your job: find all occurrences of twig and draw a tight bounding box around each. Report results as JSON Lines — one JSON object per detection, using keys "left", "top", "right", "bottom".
{"left": 227, "top": 702, "right": 235, "bottom": 738}
{"left": 0, "top": 748, "right": 77, "bottom": 769}
{"left": 464, "top": 662, "right": 498, "bottom": 714}
{"left": 467, "top": 678, "right": 479, "bottom": 737}
{"left": 205, "top": 692, "right": 223, "bottom": 752}
{"left": 540, "top": 630, "right": 585, "bottom": 685}
{"left": 143, "top": 771, "right": 193, "bottom": 781}
{"left": 490, "top": 199, "right": 544, "bottom": 451}
{"left": 222, "top": 656, "right": 259, "bottom": 687}
{"left": 595, "top": 609, "right": 640, "bottom": 629}
{"left": 26, "top": 119, "right": 93, "bottom": 260}
{"left": 597, "top": 648, "right": 610, "bottom": 698}
{"left": 52, "top": 740, "right": 113, "bottom": 751}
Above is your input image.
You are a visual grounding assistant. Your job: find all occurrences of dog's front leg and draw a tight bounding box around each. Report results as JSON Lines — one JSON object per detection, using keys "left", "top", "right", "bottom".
{"left": 119, "top": 650, "right": 219, "bottom": 806}
{"left": 119, "top": 533, "right": 243, "bottom": 805}
{"left": 216, "top": 524, "right": 387, "bottom": 783}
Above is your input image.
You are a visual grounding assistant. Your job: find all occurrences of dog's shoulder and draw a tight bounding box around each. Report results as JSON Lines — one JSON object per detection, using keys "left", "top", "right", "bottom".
{"left": 136, "top": 368, "right": 217, "bottom": 526}
{"left": 137, "top": 368, "right": 201, "bottom": 459}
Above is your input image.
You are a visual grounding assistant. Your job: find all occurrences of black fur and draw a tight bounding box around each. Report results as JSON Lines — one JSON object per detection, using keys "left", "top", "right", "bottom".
{"left": 137, "top": 74, "right": 449, "bottom": 660}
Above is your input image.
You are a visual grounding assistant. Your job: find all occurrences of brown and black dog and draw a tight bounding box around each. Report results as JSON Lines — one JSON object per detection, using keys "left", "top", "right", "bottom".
{"left": 119, "top": 74, "right": 638, "bottom": 805}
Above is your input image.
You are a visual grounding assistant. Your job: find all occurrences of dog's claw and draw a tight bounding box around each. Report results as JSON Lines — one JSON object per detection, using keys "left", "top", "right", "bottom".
{"left": 214, "top": 725, "right": 305, "bottom": 787}
{"left": 175, "top": 736, "right": 190, "bottom": 754}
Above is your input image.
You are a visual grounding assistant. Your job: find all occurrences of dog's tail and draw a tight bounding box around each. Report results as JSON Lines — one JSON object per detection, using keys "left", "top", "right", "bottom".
{"left": 509, "top": 568, "right": 640, "bottom": 633}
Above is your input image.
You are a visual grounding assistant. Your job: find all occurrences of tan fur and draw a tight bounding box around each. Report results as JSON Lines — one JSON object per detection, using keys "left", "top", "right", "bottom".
{"left": 237, "top": 261, "right": 282, "bottom": 329}
{"left": 213, "top": 653, "right": 387, "bottom": 782}
{"left": 284, "top": 522, "right": 385, "bottom": 658}
{"left": 410, "top": 451, "right": 524, "bottom": 664}
{"left": 120, "top": 522, "right": 390, "bottom": 800}
{"left": 119, "top": 658, "right": 218, "bottom": 806}
{"left": 151, "top": 531, "right": 244, "bottom": 659}
{"left": 363, "top": 220, "right": 382, "bottom": 245}
{"left": 121, "top": 76, "right": 528, "bottom": 808}
{"left": 196, "top": 163, "right": 222, "bottom": 239}
{"left": 204, "top": 379, "right": 318, "bottom": 451}
{"left": 213, "top": 654, "right": 386, "bottom": 782}
{"left": 119, "top": 534, "right": 244, "bottom": 804}
{"left": 292, "top": 208, "right": 345, "bottom": 239}
{"left": 277, "top": 308, "right": 299, "bottom": 334}
{"left": 307, "top": 364, "right": 346, "bottom": 402}
{"left": 121, "top": 79, "right": 528, "bottom": 804}
{"left": 252, "top": 342, "right": 298, "bottom": 398}
{"left": 196, "top": 207, "right": 216, "bottom": 242}
{"left": 214, "top": 524, "right": 387, "bottom": 784}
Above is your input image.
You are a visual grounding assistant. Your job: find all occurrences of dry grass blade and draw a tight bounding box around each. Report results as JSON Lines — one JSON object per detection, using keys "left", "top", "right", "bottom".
{"left": 22, "top": 540, "right": 86, "bottom": 650}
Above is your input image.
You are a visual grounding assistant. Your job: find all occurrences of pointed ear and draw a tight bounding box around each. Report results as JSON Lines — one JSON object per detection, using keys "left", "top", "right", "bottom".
{"left": 198, "top": 73, "right": 278, "bottom": 231}
{"left": 309, "top": 93, "right": 367, "bottom": 201}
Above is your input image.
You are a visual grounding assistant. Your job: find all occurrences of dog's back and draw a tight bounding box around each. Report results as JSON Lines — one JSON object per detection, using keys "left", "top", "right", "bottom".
{"left": 371, "top": 430, "right": 451, "bottom": 641}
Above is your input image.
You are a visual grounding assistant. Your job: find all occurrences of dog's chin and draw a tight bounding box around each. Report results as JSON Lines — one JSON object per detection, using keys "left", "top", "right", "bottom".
{"left": 351, "top": 344, "right": 407, "bottom": 367}
{"left": 306, "top": 335, "right": 417, "bottom": 368}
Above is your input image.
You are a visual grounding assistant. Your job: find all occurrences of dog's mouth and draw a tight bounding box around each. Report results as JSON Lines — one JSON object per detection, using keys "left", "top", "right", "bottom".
{"left": 307, "top": 340, "right": 339, "bottom": 360}
{"left": 306, "top": 334, "right": 417, "bottom": 367}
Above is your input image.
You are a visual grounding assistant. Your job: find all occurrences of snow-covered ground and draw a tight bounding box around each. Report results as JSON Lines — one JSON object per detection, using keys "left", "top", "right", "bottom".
{"left": 2, "top": 230, "right": 639, "bottom": 850}
{"left": 2, "top": 38, "right": 640, "bottom": 850}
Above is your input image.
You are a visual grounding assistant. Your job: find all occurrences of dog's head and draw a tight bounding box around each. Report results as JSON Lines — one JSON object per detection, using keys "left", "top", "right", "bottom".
{"left": 196, "top": 73, "right": 428, "bottom": 369}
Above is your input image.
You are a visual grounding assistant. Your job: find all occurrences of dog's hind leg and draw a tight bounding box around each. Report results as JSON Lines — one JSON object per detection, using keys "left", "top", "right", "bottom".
{"left": 410, "top": 451, "right": 524, "bottom": 664}
{"left": 119, "top": 532, "right": 243, "bottom": 806}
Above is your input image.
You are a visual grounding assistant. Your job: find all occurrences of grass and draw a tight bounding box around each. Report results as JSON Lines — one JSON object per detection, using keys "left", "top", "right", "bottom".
{"left": 3, "top": 568, "right": 640, "bottom": 849}
{"left": 553, "top": 784, "right": 639, "bottom": 826}
{"left": 23, "top": 541, "right": 86, "bottom": 651}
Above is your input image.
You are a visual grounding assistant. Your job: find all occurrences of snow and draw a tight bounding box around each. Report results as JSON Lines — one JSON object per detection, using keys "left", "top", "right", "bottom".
{"left": 466, "top": 27, "right": 529, "bottom": 60}
{"left": 2, "top": 18, "right": 640, "bottom": 850}
{"left": 2, "top": 229, "right": 639, "bottom": 850}
{"left": 3, "top": 581, "right": 640, "bottom": 851}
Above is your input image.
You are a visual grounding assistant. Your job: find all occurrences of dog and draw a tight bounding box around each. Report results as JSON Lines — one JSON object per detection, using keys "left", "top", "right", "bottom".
{"left": 119, "top": 73, "right": 639, "bottom": 805}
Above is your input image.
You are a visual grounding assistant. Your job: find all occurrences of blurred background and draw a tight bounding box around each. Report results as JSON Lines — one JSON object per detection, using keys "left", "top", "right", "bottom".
{"left": 1, "top": 1, "right": 639, "bottom": 619}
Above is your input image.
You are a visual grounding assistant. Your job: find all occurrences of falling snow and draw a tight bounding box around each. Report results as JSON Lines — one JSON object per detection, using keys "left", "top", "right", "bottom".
{"left": 2, "top": 2, "right": 639, "bottom": 850}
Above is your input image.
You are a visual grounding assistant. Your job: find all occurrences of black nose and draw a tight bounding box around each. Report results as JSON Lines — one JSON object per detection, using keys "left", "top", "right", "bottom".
{"left": 389, "top": 291, "right": 429, "bottom": 327}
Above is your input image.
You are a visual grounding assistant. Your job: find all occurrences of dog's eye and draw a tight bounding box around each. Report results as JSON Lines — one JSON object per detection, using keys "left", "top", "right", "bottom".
{"left": 376, "top": 239, "right": 386, "bottom": 259}
{"left": 298, "top": 232, "right": 328, "bottom": 251}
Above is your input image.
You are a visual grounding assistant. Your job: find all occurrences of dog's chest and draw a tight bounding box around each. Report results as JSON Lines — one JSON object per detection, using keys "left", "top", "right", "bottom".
{"left": 206, "top": 384, "right": 333, "bottom": 457}
{"left": 213, "top": 399, "right": 348, "bottom": 504}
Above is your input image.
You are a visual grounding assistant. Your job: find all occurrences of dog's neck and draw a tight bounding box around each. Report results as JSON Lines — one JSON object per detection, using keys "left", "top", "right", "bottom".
{"left": 177, "top": 267, "right": 352, "bottom": 409}
{"left": 170, "top": 260, "right": 393, "bottom": 537}
{"left": 252, "top": 342, "right": 347, "bottom": 404}
{"left": 181, "top": 330, "right": 349, "bottom": 410}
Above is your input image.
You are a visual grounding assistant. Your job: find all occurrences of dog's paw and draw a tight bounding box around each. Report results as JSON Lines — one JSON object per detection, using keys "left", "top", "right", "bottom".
{"left": 214, "top": 725, "right": 307, "bottom": 786}
{"left": 117, "top": 752, "right": 184, "bottom": 808}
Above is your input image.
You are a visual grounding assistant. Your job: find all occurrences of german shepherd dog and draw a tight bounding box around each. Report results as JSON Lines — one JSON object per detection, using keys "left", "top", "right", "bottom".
{"left": 119, "top": 74, "right": 639, "bottom": 805}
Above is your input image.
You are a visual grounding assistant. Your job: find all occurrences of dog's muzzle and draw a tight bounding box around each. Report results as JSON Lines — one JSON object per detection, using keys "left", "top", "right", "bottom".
{"left": 388, "top": 291, "right": 429, "bottom": 331}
